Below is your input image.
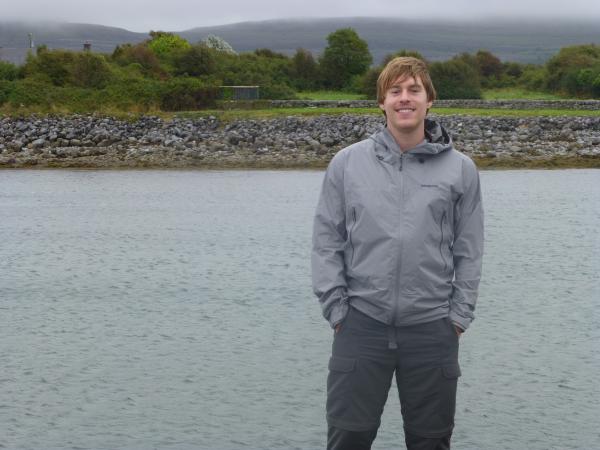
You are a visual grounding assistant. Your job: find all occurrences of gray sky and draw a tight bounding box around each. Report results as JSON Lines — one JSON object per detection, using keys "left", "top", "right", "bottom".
{"left": 4, "top": 0, "right": 600, "bottom": 31}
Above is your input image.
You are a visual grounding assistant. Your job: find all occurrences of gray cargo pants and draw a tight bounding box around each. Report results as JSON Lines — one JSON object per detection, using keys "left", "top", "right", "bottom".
{"left": 326, "top": 306, "right": 461, "bottom": 450}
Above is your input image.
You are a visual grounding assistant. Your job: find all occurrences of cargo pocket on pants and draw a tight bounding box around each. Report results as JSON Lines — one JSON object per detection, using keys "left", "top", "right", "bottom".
{"left": 439, "top": 363, "right": 461, "bottom": 435}
{"left": 327, "top": 356, "right": 357, "bottom": 426}
{"left": 401, "top": 363, "right": 461, "bottom": 438}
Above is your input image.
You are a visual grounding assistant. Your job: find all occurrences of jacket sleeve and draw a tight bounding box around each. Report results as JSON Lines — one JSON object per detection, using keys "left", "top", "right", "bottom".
{"left": 449, "top": 158, "right": 484, "bottom": 331}
{"left": 311, "top": 153, "right": 349, "bottom": 329}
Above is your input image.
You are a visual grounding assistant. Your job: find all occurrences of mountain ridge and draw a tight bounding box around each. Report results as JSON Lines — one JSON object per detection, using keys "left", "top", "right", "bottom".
{"left": 1, "top": 17, "right": 599, "bottom": 65}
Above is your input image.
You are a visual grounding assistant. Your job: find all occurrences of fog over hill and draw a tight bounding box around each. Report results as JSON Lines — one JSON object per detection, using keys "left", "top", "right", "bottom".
{"left": 1, "top": 17, "right": 599, "bottom": 65}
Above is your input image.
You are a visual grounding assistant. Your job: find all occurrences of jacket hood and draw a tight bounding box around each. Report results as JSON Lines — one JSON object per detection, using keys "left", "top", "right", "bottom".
{"left": 369, "top": 118, "right": 453, "bottom": 162}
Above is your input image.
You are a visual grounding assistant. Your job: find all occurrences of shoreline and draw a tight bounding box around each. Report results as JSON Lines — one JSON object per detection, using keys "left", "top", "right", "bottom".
{"left": 2, "top": 113, "right": 599, "bottom": 170}
{"left": 2, "top": 155, "right": 599, "bottom": 170}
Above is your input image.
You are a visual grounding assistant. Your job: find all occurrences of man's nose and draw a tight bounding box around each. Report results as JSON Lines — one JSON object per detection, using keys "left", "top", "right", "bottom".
{"left": 398, "top": 89, "right": 410, "bottom": 101}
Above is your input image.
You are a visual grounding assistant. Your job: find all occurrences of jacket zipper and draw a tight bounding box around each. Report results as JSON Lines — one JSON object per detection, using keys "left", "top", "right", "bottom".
{"left": 349, "top": 207, "right": 357, "bottom": 267}
{"left": 391, "top": 153, "right": 404, "bottom": 326}
{"left": 439, "top": 211, "right": 448, "bottom": 272}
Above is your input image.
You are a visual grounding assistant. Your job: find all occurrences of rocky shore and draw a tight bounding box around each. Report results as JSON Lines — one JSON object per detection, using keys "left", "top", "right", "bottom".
{"left": 1, "top": 113, "right": 599, "bottom": 169}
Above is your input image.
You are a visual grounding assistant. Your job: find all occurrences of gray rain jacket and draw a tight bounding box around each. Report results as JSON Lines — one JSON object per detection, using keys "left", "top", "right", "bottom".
{"left": 312, "top": 119, "right": 483, "bottom": 331}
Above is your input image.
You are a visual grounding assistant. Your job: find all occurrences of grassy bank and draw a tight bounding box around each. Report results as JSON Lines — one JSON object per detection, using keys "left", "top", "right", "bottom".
{"left": 4, "top": 106, "right": 600, "bottom": 122}
{"left": 173, "top": 106, "right": 600, "bottom": 122}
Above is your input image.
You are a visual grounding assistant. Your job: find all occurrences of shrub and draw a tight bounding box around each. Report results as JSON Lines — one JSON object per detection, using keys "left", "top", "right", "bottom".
{"left": 429, "top": 59, "right": 482, "bottom": 99}
{"left": 112, "top": 43, "right": 166, "bottom": 78}
{"left": 289, "top": 48, "right": 319, "bottom": 91}
{"left": 259, "top": 83, "right": 296, "bottom": 100}
{"left": 545, "top": 44, "right": 600, "bottom": 93}
{"left": 147, "top": 31, "right": 191, "bottom": 59}
{"left": 25, "top": 49, "right": 74, "bottom": 86}
{"left": 520, "top": 65, "right": 547, "bottom": 91}
{"left": 71, "top": 52, "right": 113, "bottom": 88}
{"left": 381, "top": 50, "right": 425, "bottom": 66}
{"left": 173, "top": 44, "right": 217, "bottom": 76}
{"left": 159, "top": 78, "right": 219, "bottom": 110}
{"left": 0, "top": 61, "right": 18, "bottom": 81}
{"left": 0, "top": 80, "right": 14, "bottom": 105}
{"left": 356, "top": 67, "right": 381, "bottom": 99}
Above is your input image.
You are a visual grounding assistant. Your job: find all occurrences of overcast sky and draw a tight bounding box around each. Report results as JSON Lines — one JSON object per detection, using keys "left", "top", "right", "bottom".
{"left": 4, "top": 0, "right": 600, "bottom": 32}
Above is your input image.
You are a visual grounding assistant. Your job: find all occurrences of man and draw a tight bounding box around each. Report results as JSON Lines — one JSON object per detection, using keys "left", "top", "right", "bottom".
{"left": 311, "top": 57, "right": 484, "bottom": 450}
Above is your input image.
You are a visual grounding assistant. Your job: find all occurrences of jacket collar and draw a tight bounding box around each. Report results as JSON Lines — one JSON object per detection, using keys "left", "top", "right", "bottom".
{"left": 369, "top": 118, "right": 453, "bottom": 165}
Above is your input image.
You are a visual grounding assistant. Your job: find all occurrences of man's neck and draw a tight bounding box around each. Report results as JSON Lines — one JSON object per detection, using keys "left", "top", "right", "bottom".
{"left": 388, "top": 126, "right": 426, "bottom": 153}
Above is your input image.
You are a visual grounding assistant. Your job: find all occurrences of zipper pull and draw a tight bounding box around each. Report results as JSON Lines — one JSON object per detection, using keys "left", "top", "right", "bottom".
{"left": 399, "top": 154, "right": 403, "bottom": 171}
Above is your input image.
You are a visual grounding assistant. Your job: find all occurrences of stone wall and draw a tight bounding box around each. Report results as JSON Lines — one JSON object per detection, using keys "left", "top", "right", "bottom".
{"left": 269, "top": 99, "right": 600, "bottom": 110}
{"left": 1, "top": 113, "right": 599, "bottom": 168}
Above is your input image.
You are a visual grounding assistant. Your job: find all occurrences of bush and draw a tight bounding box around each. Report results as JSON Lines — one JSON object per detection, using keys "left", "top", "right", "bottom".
{"left": 520, "top": 65, "right": 547, "bottom": 91}
{"left": 7, "top": 78, "right": 56, "bottom": 106}
{"left": 381, "top": 50, "right": 424, "bottom": 66}
{"left": 356, "top": 67, "right": 381, "bottom": 99}
{"left": 259, "top": 83, "right": 296, "bottom": 100}
{"left": 289, "top": 48, "right": 319, "bottom": 91}
{"left": 173, "top": 44, "right": 217, "bottom": 77}
{"left": 159, "top": 78, "right": 219, "bottom": 110}
{"left": 429, "top": 59, "right": 482, "bottom": 99}
{"left": 72, "top": 52, "right": 113, "bottom": 88}
{"left": 112, "top": 43, "right": 167, "bottom": 79}
{"left": 593, "top": 74, "right": 600, "bottom": 97}
{"left": 103, "top": 77, "right": 162, "bottom": 110}
{"left": 0, "top": 61, "right": 18, "bottom": 81}
{"left": 147, "top": 31, "right": 191, "bottom": 60}
{"left": 25, "top": 49, "right": 74, "bottom": 86}
{"left": 545, "top": 44, "right": 600, "bottom": 93}
{"left": 0, "top": 80, "right": 14, "bottom": 105}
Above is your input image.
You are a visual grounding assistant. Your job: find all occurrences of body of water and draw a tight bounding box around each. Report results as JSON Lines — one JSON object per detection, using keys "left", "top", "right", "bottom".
{"left": 1, "top": 169, "right": 599, "bottom": 449}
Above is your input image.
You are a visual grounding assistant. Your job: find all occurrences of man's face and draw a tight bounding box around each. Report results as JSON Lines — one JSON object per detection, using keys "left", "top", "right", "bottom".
{"left": 379, "top": 75, "right": 432, "bottom": 137}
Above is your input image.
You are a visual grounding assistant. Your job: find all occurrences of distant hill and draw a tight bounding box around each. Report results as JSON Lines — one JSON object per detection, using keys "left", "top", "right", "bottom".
{"left": 2, "top": 17, "right": 600, "bottom": 65}
{"left": 0, "top": 22, "right": 146, "bottom": 64}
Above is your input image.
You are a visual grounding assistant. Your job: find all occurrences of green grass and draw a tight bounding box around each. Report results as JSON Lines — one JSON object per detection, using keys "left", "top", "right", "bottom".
{"left": 174, "top": 106, "right": 600, "bottom": 122}
{"left": 482, "top": 88, "right": 567, "bottom": 100}
{"left": 297, "top": 90, "right": 367, "bottom": 101}
{"left": 431, "top": 107, "right": 600, "bottom": 117}
{"left": 175, "top": 107, "right": 381, "bottom": 121}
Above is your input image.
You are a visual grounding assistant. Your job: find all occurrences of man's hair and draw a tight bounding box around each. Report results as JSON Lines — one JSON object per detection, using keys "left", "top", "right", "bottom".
{"left": 376, "top": 57, "right": 437, "bottom": 105}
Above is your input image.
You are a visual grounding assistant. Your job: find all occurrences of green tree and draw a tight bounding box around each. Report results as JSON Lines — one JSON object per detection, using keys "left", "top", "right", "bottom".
{"left": 429, "top": 58, "right": 482, "bottom": 99}
{"left": 160, "top": 77, "right": 219, "bottom": 110}
{"left": 147, "top": 31, "right": 191, "bottom": 59}
{"left": 319, "top": 28, "right": 372, "bottom": 90}
{"left": 24, "top": 48, "right": 74, "bottom": 86}
{"left": 545, "top": 44, "right": 600, "bottom": 94}
{"left": 112, "top": 43, "right": 167, "bottom": 78}
{"left": 357, "top": 50, "right": 425, "bottom": 99}
{"left": 382, "top": 49, "right": 424, "bottom": 66}
{"left": 290, "top": 48, "right": 318, "bottom": 91}
{"left": 475, "top": 50, "right": 503, "bottom": 79}
{"left": 173, "top": 44, "right": 217, "bottom": 76}
{"left": 254, "top": 48, "right": 288, "bottom": 59}
{"left": 72, "top": 52, "right": 113, "bottom": 88}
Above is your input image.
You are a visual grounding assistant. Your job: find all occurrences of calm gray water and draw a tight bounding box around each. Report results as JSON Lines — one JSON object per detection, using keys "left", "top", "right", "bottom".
{"left": 1, "top": 169, "right": 599, "bottom": 450}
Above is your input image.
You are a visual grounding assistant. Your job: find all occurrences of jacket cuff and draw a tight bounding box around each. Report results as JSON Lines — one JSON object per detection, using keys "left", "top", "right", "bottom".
{"left": 449, "top": 310, "right": 471, "bottom": 332}
{"left": 324, "top": 289, "right": 350, "bottom": 329}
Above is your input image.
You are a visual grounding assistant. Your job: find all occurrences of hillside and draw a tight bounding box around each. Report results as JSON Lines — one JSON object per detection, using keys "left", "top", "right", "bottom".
{"left": 1, "top": 17, "right": 599, "bottom": 65}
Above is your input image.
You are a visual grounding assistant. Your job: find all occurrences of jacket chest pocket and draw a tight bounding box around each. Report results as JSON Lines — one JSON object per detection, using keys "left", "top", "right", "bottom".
{"left": 344, "top": 187, "right": 399, "bottom": 269}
